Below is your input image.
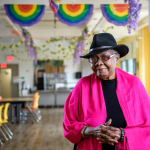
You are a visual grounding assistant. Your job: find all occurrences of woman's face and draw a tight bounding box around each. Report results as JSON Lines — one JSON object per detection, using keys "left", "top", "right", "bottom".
{"left": 89, "top": 50, "right": 120, "bottom": 80}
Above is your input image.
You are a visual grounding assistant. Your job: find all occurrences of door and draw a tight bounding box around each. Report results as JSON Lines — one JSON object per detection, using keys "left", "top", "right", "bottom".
{"left": 0, "top": 69, "right": 12, "bottom": 98}
{"left": 7, "top": 64, "right": 19, "bottom": 97}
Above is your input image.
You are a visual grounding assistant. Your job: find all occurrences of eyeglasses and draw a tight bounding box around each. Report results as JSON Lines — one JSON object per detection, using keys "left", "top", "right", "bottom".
{"left": 88, "top": 54, "right": 116, "bottom": 63}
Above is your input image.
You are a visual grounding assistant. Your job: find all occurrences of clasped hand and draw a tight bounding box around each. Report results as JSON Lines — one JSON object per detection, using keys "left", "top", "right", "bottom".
{"left": 97, "top": 119, "right": 121, "bottom": 145}
{"left": 84, "top": 119, "right": 121, "bottom": 146}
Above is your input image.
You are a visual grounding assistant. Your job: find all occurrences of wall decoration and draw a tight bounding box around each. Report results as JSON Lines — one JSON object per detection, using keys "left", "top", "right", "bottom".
{"left": 49, "top": 0, "right": 61, "bottom": 13}
{"left": 73, "top": 39, "right": 85, "bottom": 66}
{"left": 9, "top": 29, "right": 96, "bottom": 42}
{"left": 101, "top": 4, "right": 128, "bottom": 26}
{"left": 4, "top": 4, "right": 45, "bottom": 26}
{"left": 0, "top": 33, "right": 94, "bottom": 54}
{"left": 124, "top": 0, "right": 141, "bottom": 34}
{"left": 0, "top": 32, "right": 96, "bottom": 64}
{"left": 102, "top": 26, "right": 114, "bottom": 33}
{"left": 55, "top": 4, "right": 93, "bottom": 26}
{"left": 22, "top": 28, "right": 37, "bottom": 64}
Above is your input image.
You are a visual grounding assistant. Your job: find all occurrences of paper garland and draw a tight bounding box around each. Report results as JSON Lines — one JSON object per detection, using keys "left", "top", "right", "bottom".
{"left": 101, "top": 4, "right": 128, "bottom": 26}
{"left": 4, "top": 4, "right": 45, "bottom": 26}
{"left": 0, "top": 32, "right": 100, "bottom": 64}
{"left": 55, "top": 4, "right": 93, "bottom": 26}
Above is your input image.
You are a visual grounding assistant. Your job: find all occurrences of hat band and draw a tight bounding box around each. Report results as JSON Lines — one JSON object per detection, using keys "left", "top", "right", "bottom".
{"left": 90, "top": 46, "right": 112, "bottom": 52}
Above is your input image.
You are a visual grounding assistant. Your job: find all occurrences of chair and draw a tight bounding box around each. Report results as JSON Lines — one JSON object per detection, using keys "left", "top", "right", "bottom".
{"left": 0, "top": 105, "right": 8, "bottom": 142}
{"left": 21, "top": 92, "right": 41, "bottom": 122}
{"left": 1, "top": 103, "right": 13, "bottom": 139}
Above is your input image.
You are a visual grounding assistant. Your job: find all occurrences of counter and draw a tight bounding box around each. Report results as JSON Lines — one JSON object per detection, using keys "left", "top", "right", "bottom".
{"left": 37, "top": 90, "right": 71, "bottom": 107}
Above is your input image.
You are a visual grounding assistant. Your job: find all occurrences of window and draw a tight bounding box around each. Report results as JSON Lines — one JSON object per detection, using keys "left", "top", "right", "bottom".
{"left": 133, "top": 59, "right": 136, "bottom": 75}
{"left": 121, "top": 59, "right": 136, "bottom": 75}
{"left": 127, "top": 59, "right": 133, "bottom": 74}
{"left": 121, "top": 61, "right": 127, "bottom": 72}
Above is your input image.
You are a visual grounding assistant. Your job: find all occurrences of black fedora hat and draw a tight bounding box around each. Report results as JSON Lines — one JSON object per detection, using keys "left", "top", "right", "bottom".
{"left": 80, "top": 33, "right": 129, "bottom": 58}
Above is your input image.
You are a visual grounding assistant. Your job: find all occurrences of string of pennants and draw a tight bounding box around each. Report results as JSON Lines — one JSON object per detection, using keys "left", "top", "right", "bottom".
{"left": 4, "top": 3, "right": 131, "bottom": 27}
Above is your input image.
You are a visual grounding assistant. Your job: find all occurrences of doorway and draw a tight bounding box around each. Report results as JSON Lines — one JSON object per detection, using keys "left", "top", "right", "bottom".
{"left": 0, "top": 69, "right": 12, "bottom": 98}
{"left": 7, "top": 64, "right": 19, "bottom": 97}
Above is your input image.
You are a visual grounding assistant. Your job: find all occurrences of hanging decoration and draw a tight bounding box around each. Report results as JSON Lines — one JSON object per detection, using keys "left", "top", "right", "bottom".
{"left": 8, "top": 29, "right": 96, "bottom": 42}
{"left": 4, "top": 4, "right": 45, "bottom": 26}
{"left": 124, "top": 0, "right": 141, "bottom": 34}
{"left": 0, "top": 32, "right": 97, "bottom": 63}
{"left": 73, "top": 38, "right": 85, "bottom": 66}
{"left": 0, "top": 33, "right": 95, "bottom": 53}
{"left": 49, "top": 0, "right": 61, "bottom": 13}
{"left": 11, "top": 50, "right": 74, "bottom": 62}
{"left": 0, "top": 33, "right": 95, "bottom": 52}
{"left": 101, "top": 4, "right": 128, "bottom": 26}
{"left": 22, "top": 28, "right": 37, "bottom": 64}
{"left": 102, "top": 26, "right": 114, "bottom": 33}
{"left": 55, "top": 4, "right": 93, "bottom": 26}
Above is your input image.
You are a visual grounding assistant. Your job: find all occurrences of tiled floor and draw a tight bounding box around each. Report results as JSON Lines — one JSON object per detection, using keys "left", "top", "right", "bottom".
{"left": 0, "top": 108, "right": 73, "bottom": 150}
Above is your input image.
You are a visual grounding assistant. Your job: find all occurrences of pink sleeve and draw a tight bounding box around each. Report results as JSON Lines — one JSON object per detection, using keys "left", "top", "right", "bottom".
{"left": 63, "top": 80, "right": 87, "bottom": 144}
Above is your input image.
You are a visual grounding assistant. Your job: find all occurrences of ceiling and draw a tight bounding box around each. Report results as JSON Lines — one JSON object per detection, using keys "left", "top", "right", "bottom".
{"left": 0, "top": 0, "right": 149, "bottom": 42}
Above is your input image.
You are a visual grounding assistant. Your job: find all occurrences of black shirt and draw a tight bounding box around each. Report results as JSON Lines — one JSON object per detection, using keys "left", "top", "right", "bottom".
{"left": 101, "top": 78, "right": 127, "bottom": 150}
{"left": 74, "top": 78, "right": 127, "bottom": 150}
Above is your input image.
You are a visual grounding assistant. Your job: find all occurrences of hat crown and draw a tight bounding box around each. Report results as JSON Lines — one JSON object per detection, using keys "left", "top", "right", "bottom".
{"left": 90, "top": 33, "right": 117, "bottom": 49}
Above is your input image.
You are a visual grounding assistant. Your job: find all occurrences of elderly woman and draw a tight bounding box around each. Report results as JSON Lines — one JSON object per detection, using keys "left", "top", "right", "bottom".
{"left": 63, "top": 33, "right": 150, "bottom": 150}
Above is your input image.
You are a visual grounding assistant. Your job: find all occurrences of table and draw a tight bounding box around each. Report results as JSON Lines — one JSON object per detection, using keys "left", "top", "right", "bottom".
{"left": 20, "top": 94, "right": 34, "bottom": 98}
{"left": 1, "top": 98, "right": 33, "bottom": 123}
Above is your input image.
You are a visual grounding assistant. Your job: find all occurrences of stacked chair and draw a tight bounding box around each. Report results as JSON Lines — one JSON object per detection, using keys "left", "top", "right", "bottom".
{"left": 0, "top": 103, "right": 13, "bottom": 145}
{"left": 21, "top": 92, "right": 42, "bottom": 123}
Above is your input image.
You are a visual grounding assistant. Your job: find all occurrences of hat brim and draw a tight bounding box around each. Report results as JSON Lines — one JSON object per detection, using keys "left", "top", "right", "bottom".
{"left": 80, "top": 44, "right": 129, "bottom": 58}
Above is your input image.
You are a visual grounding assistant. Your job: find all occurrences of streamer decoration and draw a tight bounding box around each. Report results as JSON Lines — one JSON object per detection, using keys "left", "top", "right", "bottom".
{"left": 49, "top": 0, "right": 61, "bottom": 13}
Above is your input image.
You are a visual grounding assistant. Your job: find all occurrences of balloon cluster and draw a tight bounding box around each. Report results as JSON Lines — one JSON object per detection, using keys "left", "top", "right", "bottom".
{"left": 124, "top": 0, "right": 142, "bottom": 34}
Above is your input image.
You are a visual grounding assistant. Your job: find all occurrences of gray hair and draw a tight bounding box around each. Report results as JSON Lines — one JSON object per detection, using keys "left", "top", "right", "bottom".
{"left": 110, "top": 49, "right": 119, "bottom": 54}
